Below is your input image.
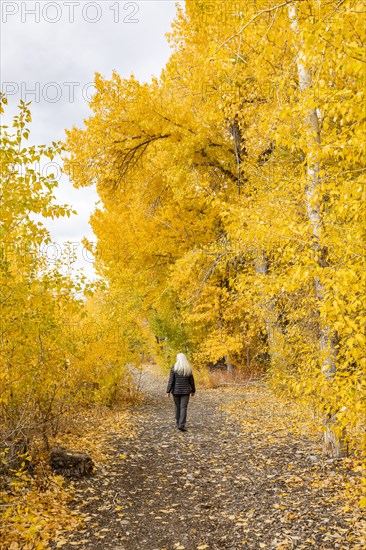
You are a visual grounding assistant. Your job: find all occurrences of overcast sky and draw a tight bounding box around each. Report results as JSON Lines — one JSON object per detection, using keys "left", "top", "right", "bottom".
{"left": 1, "top": 0, "right": 181, "bottom": 280}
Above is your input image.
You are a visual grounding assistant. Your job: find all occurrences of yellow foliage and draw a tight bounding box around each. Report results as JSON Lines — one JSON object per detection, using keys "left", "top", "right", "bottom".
{"left": 0, "top": 99, "right": 135, "bottom": 475}
{"left": 63, "top": 1, "right": 365, "bottom": 459}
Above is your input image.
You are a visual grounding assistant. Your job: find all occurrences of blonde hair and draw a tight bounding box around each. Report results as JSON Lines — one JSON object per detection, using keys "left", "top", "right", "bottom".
{"left": 173, "top": 353, "right": 192, "bottom": 376}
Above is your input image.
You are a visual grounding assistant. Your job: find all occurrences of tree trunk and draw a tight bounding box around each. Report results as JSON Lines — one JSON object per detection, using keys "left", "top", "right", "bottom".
{"left": 255, "top": 250, "right": 285, "bottom": 368}
{"left": 224, "top": 355, "right": 233, "bottom": 374}
{"left": 229, "top": 117, "right": 247, "bottom": 195}
{"left": 288, "top": 5, "right": 345, "bottom": 458}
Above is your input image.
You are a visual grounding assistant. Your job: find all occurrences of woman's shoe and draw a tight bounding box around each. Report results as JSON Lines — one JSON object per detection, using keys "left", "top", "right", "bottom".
{"left": 178, "top": 427, "right": 187, "bottom": 432}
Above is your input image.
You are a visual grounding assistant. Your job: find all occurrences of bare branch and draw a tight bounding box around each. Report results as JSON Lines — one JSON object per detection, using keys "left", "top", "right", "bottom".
{"left": 211, "top": 1, "right": 292, "bottom": 58}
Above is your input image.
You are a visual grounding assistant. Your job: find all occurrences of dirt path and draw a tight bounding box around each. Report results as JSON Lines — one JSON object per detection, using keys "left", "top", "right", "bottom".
{"left": 57, "top": 367, "right": 363, "bottom": 550}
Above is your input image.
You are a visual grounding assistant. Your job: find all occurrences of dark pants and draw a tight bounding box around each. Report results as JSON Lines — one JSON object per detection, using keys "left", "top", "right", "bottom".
{"left": 173, "top": 394, "right": 190, "bottom": 429}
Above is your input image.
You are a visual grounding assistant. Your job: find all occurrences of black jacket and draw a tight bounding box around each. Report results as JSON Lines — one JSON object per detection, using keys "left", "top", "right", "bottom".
{"left": 166, "top": 366, "right": 196, "bottom": 395}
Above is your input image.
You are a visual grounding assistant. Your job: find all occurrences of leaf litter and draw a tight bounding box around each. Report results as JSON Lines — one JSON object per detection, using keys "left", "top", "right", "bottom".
{"left": 52, "top": 368, "right": 365, "bottom": 549}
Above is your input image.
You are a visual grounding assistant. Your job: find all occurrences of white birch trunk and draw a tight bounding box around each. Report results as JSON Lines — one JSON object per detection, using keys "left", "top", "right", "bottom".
{"left": 288, "top": 5, "right": 345, "bottom": 457}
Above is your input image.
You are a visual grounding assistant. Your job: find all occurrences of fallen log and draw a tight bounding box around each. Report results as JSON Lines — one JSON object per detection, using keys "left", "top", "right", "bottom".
{"left": 50, "top": 446, "right": 94, "bottom": 477}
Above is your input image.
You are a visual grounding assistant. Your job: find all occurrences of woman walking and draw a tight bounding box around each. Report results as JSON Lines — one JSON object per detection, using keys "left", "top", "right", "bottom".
{"left": 166, "top": 353, "right": 196, "bottom": 431}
